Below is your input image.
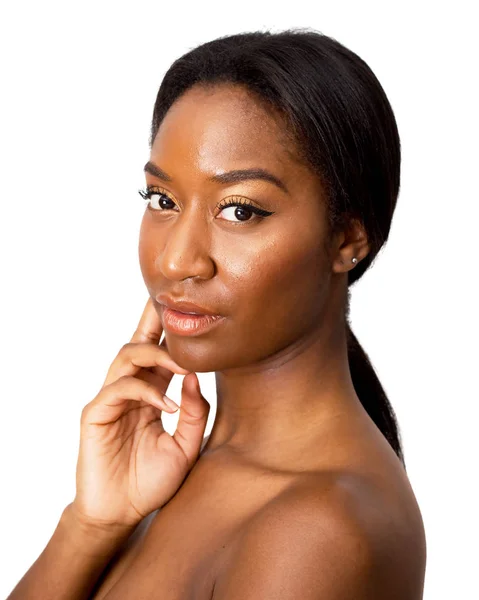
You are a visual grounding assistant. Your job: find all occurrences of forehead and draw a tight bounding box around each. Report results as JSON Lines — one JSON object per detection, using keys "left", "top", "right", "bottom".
{"left": 151, "top": 84, "right": 303, "bottom": 175}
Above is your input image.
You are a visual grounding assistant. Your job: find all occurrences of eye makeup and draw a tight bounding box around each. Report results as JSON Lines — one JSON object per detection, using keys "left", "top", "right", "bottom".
{"left": 138, "top": 186, "right": 275, "bottom": 223}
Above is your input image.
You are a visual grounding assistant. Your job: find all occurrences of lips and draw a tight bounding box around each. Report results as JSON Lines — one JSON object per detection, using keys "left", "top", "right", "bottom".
{"left": 155, "top": 293, "right": 222, "bottom": 317}
{"left": 161, "top": 306, "right": 225, "bottom": 336}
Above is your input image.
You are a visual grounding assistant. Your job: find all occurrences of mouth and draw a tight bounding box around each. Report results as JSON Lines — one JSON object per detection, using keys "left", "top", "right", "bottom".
{"left": 160, "top": 305, "right": 225, "bottom": 337}
{"left": 155, "top": 293, "right": 222, "bottom": 317}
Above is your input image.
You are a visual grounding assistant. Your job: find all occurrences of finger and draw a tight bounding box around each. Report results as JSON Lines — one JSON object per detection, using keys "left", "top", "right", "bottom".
{"left": 129, "top": 298, "right": 188, "bottom": 381}
{"left": 173, "top": 373, "right": 210, "bottom": 466}
{"left": 150, "top": 336, "right": 175, "bottom": 377}
{"left": 103, "top": 343, "right": 189, "bottom": 388}
{"left": 130, "top": 297, "right": 164, "bottom": 345}
{"left": 83, "top": 375, "right": 179, "bottom": 426}
{"left": 136, "top": 369, "right": 181, "bottom": 411}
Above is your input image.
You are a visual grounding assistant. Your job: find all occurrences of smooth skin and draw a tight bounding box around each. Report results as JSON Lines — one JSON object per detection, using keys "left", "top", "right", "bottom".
{"left": 9, "top": 83, "right": 425, "bottom": 600}
{"left": 72, "top": 297, "right": 211, "bottom": 529}
{"left": 120, "top": 82, "right": 426, "bottom": 599}
{"left": 139, "top": 82, "right": 371, "bottom": 467}
{"left": 6, "top": 297, "right": 214, "bottom": 600}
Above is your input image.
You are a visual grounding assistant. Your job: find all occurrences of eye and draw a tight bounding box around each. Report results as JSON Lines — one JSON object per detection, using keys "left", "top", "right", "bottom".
{"left": 216, "top": 197, "right": 274, "bottom": 223}
{"left": 138, "top": 187, "right": 274, "bottom": 224}
{"left": 138, "top": 187, "right": 176, "bottom": 211}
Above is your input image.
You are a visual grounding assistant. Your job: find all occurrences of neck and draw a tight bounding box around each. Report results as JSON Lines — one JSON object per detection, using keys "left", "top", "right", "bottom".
{"left": 202, "top": 317, "right": 366, "bottom": 467}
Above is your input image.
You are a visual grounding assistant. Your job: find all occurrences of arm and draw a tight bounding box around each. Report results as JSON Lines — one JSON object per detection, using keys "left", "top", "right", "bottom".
{"left": 6, "top": 503, "right": 137, "bottom": 600}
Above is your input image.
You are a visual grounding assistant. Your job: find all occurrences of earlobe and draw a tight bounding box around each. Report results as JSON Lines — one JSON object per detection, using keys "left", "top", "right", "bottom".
{"left": 331, "top": 219, "right": 369, "bottom": 273}
{"left": 332, "top": 255, "right": 360, "bottom": 274}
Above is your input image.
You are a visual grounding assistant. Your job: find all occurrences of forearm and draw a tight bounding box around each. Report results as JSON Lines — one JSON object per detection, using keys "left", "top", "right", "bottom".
{"left": 7, "top": 503, "right": 136, "bottom": 600}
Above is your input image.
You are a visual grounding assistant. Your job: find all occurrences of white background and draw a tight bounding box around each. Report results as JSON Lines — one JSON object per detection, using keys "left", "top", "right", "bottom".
{"left": 0, "top": 1, "right": 477, "bottom": 598}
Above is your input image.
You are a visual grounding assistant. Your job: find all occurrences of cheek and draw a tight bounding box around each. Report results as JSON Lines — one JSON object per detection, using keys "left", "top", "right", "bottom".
{"left": 138, "top": 213, "right": 329, "bottom": 338}
{"left": 138, "top": 216, "right": 160, "bottom": 281}
{"left": 231, "top": 234, "right": 330, "bottom": 342}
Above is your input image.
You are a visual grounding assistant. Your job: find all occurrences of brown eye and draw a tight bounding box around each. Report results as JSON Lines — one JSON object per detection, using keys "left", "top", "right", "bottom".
{"left": 138, "top": 188, "right": 274, "bottom": 223}
{"left": 138, "top": 188, "right": 177, "bottom": 211}
{"left": 149, "top": 193, "right": 176, "bottom": 211}
{"left": 218, "top": 204, "right": 255, "bottom": 222}
{"left": 216, "top": 197, "right": 274, "bottom": 223}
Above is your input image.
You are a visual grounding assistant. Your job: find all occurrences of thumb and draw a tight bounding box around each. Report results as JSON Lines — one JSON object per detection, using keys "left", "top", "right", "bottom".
{"left": 172, "top": 372, "right": 210, "bottom": 465}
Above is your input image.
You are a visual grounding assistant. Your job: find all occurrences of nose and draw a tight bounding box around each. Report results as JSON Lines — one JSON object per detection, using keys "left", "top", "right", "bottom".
{"left": 155, "top": 208, "right": 215, "bottom": 281}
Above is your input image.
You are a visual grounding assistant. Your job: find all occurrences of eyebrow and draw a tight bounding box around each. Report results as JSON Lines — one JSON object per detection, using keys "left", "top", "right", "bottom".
{"left": 143, "top": 161, "right": 289, "bottom": 195}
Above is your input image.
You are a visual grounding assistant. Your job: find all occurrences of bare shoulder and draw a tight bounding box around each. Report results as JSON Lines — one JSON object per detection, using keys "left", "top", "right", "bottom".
{"left": 213, "top": 471, "right": 426, "bottom": 600}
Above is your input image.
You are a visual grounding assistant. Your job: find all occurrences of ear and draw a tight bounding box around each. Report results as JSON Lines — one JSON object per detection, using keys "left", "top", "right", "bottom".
{"left": 331, "top": 218, "right": 370, "bottom": 274}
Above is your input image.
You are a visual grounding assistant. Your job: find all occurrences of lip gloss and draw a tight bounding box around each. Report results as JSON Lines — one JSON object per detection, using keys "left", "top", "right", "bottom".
{"left": 161, "top": 307, "right": 225, "bottom": 337}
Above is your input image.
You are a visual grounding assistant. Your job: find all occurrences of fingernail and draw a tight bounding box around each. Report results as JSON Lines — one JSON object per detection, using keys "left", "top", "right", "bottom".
{"left": 163, "top": 395, "right": 180, "bottom": 410}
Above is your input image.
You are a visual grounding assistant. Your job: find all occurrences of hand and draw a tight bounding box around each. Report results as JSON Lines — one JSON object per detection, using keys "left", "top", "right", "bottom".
{"left": 71, "top": 297, "right": 210, "bottom": 530}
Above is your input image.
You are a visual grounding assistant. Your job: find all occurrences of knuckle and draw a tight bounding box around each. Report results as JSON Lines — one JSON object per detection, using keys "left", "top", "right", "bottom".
{"left": 119, "top": 342, "right": 134, "bottom": 355}
{"left": 114, "top": 374, "right": 133, "bottom": 385}
{"left": 102, "top": 374, "right": 129, "bottom": 391}
{"left": 80, "top": 403, "right": 91, "bottom": 421}
{"left": 142, "top": 330, "right": 161, "bottom": 344}
{"left": 112, "top": 374, "right": 148, "bottom": 393}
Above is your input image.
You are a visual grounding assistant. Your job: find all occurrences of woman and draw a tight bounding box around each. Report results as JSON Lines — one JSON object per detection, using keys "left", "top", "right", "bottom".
{"left": 8, "top": 28, "right": 427, "bottom": 599}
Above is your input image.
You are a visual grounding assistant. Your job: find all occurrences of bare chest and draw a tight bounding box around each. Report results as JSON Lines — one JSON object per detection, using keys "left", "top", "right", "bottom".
{"left": 89, "top": 457, "right": 296, "bottom": 600}
{"left": 90, "top": 510, "right": 227, "bottom": 600}
{"left": 89, "top": 425, "right": 420, "bottom": 600}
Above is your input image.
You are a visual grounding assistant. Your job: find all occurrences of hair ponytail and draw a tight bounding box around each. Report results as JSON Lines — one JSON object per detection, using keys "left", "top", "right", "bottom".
{"left": 347, "top": 322, "right": 405, "bottom": 468}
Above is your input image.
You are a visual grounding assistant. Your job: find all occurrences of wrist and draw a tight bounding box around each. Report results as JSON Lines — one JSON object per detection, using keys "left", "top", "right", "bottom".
{"left": 61, "top": 503, "right": 137, "bottom": 554}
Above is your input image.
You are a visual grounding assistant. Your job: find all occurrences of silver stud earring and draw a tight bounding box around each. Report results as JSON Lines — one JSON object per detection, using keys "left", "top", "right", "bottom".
{"left": 352, "top": 257, "right": 358, "bottom": 264}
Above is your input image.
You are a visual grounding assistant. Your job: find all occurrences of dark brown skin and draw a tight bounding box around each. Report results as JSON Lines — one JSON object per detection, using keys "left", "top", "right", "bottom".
{"left": 6, "top": 299, "right": 212, "bottom": 600}
{"left": 90, "top": 83, "right": 426, "bottom": 599}
{"left": 140, "top": 83, "right": 371, "bottom": 463}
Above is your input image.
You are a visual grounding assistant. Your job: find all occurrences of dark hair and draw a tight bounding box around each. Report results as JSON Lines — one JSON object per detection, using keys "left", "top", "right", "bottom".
{"left": 148, "top": 28, "right": 405, "bottom": 468}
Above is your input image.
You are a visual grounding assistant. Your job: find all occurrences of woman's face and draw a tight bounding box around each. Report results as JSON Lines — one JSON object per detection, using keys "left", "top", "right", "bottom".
{"left": 139, "top": 83, "right": 337, "bottom": 372}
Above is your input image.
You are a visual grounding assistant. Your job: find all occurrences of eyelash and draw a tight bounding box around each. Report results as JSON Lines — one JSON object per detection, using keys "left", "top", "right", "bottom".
{"left": 137, "top": 186, "right": 274, "bottom": 222}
